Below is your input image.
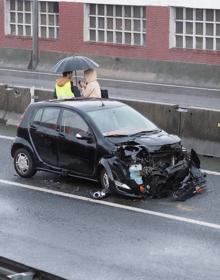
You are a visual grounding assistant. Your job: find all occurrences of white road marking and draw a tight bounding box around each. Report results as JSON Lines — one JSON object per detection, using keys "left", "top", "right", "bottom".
{"left": 0, "top": 134, "right": 220, "bottom": 176}
{"left": 0, "top": 178, "right": 219, "bottom": 230}
{"left": 0, "top": 135, "right": 15, "bottom": 141}
{"left": 0, "top": 67, "right": 220, "bottom": 92}
{"left": 202, "top": 169, "right": 220, "bottom": 176}
{"left": 100, "top": 78, "right": 220, "bottom": 92}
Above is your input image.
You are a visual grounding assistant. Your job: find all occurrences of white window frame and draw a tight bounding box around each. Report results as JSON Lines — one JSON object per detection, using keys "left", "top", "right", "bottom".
{"left": 39, "top": 1, "right": 59, "bottom": 39}
{"left": 5, "top": 0, "right": 59, "bottom": 39}
{"left": 84, "top": 4, "right": 146, "bottom": 46}
{"left": 170, "top": 7, "right": 220, "bottom": 51}
{"left": 5, "top": 0, "right": 33, "bottom": 36}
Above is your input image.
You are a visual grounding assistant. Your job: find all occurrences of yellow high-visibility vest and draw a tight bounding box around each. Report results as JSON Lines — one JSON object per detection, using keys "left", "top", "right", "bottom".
{"left": 55, "top": 81, "right": 75, "bottom": 99}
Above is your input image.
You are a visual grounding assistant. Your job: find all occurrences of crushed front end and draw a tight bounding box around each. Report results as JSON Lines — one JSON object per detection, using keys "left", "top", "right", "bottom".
{"left": 96, "top": 140, "right": 206, "bottom": 201}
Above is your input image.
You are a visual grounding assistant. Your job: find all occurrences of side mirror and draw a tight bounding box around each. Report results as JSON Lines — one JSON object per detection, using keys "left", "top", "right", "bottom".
{"left": 76, "top": 131, "right": 93, "bottom": 142}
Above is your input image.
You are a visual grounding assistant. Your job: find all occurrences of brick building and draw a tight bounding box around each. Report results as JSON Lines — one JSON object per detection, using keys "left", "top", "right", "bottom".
{"left": 1, "top": 0, "right": 220, "bottom": 65}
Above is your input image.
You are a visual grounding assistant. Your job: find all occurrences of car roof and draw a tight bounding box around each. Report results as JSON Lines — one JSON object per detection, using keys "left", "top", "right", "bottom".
{"left": 35, "top": 98, "right": 126, "bottom": 112}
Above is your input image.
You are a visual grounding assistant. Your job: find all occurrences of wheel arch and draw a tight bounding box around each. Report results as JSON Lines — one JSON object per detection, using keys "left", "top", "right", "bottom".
{"left": 97, "top": 158, "right": 115, "bottom": 182}
{"left": 11, "top": 138, "right": 35, "bottom": 160}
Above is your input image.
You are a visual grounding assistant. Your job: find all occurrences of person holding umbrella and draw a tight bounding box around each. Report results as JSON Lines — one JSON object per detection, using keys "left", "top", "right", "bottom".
{"left": 52, "top": 56, "right": 100, "bottom": 99}
{"left": 78, "top": 68, "right": 101, "bottom": 98}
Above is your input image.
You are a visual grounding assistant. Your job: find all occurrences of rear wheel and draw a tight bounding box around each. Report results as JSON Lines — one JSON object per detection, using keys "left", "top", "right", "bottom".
{"left": 14, "top": 148, "right": 36, "bottom": 178}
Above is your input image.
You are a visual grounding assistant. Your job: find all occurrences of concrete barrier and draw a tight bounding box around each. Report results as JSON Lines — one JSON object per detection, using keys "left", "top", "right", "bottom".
{"left": 121, "top": 99, "right": 220, "bottom": 157}
{"left": 0, "top": 84, "right": 31, "bottom": 113}
{"left": 0, "top": 86, "right": 219, "bottom": 157}
{"left": 1, "top": 48, "right": 220, "bottom": 88}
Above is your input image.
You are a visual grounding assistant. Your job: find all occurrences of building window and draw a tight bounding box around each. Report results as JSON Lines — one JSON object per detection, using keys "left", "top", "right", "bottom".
{"left": 39, "top": 1, "right": 59, "bottom": 39}
{"left": 7, "top": 0, "right": 32, "bottom": 36}
{"left": 171, "top": 7, "right": 220, "bottom": 51}
{"left": 85, "top": 4, "right": 146, "bottom": 46}
{"left": 6, "top": 0, "right": 59, "bottom": 39}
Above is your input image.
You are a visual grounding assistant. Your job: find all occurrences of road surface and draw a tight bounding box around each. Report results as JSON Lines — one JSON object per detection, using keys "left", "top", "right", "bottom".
{"left": 0, "top": 126, "right": 219, "bottom": 280}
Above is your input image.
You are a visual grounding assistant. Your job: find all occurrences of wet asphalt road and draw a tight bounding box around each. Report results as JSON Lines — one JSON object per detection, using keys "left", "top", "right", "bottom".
{"left": 0, "top": 126, "right": 220, "bottom": 279}
{"left": 0, "top": 68, "right": 220, "bottom": 110}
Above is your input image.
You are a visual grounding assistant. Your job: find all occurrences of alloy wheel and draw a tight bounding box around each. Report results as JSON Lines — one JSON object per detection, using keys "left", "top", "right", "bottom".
{"left": 16, "top": 152, "right": 30, "bottom": 175}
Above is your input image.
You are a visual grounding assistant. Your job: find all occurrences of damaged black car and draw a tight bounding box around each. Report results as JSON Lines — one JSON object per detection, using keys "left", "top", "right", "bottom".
{"left": 11, "top": 98, "right": 206, "bottom": 201}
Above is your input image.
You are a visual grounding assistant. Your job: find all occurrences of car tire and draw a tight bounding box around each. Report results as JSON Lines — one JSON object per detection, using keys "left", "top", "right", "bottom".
{"left": 100, "top": 168, "right": 111, "bottom": 193}
{"left": 14, "top": 148, "right": 36, "bottom": 178}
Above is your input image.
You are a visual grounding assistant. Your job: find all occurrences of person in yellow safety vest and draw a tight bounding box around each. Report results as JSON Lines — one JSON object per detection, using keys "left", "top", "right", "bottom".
{"left": 54, "top": 71, "right": 80, "bottom": 99}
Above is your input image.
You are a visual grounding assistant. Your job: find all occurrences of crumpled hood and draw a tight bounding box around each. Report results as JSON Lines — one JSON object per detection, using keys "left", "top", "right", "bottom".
{"left": 135, "top": 131, "right": 181, "bottom": 147}
{"left": 56, "top": 77, "right": 70, "bottom": 87}
{"left": 108, "top": 130, "right": 181, "bottom": 152}
{"left": 84, "top": 69, "right": 97, "bottom": 83}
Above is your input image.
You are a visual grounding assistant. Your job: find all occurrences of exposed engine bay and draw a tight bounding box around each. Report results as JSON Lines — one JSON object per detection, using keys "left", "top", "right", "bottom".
{"left": 93, "top": 140, "right": 206, "bottom": 201}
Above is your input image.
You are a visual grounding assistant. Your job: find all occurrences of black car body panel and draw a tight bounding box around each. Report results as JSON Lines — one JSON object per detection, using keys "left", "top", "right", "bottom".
{"left": 11, "top": 98, "right": 206, "bottom": 200}
{"left": 11, "top": 136, "right": 35, "bottom": 158}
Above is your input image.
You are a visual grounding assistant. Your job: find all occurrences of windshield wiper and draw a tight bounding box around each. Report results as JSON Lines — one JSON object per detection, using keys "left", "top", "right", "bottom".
{"left": 130, "top": 129, "right": 160, "bottom": 137}
{"left": 104, "top": 134, "right": 129, "bottom": 137}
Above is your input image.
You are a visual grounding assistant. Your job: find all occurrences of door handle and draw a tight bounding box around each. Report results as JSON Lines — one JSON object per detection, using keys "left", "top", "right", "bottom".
{"left": 30, "top": 124, "right": 37, "bottom": 130}
{"left": 58, "top": 132, "right": 65, "bottom": 138}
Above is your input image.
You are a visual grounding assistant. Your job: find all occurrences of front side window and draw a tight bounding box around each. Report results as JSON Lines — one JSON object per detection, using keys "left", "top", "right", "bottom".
{"left": 85, "top": 4, "right": 146, "bottom": 46}
{"left": 171, "top": 7, "right": 220, "bottom": 51}
{"left": 61, "top": 110, "right": 89, "bottom": 136}
{"left": 6, "top": 0, "right": 59, "bottom": 39}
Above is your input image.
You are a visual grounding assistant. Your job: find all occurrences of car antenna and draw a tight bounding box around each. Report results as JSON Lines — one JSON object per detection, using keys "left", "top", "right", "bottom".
{"left": 100, "top": 99, "right": 105, "bottom": 106}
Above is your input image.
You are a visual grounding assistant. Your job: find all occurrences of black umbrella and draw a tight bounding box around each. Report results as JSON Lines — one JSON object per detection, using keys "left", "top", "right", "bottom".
{"left": 52, "top": 55, "right": 99, "bottom": 73}
{"left": 52, "top": 55, "right": 99, "bottom": 85}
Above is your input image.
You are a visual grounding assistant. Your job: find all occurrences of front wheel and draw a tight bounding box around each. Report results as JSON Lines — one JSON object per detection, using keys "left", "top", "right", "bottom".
{"left": 14, "top": 148, "right": 36, "bottom": 178}
{"left": 100, "top": 168, "right": 111, "bottom": 193}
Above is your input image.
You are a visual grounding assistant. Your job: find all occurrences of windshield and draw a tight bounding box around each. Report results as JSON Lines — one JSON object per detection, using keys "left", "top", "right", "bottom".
{"left": 87, "top": 105, "right": 158, "bottom": 136}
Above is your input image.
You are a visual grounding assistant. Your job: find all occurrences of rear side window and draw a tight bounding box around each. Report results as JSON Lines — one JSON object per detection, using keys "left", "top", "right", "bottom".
{"left": 32, "top": 108, "right": 43, "bottom": 125}
{"left": 41, "top": 108, "right": 60, "bottom": 130}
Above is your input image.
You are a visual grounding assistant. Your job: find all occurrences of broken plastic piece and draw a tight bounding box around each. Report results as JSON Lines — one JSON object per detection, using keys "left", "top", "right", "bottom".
{"left": 195, "top": 186, "right": 205, "bottom": 193}
{"left": 93, "top": 190, "right": 106, "bottom": 199}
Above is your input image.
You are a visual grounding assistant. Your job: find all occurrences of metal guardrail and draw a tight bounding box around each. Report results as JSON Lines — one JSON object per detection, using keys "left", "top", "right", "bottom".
{"left": 0, "top": 257, "right": 66, "bottom": 280}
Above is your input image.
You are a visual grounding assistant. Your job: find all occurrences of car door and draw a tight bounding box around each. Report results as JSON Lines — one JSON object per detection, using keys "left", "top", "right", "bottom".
{"left": 29, "top": 106, "right": 60, "bottom": 166}
{"left": 57, "top": 109, "right": 97, "bottom": 176}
